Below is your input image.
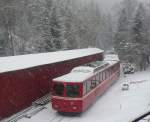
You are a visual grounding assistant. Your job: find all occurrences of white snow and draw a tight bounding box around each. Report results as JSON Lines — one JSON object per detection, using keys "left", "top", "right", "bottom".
{"left": 53, "top": 57, "right": 118, "bottom": 83}
{"left": 53, "top": 72, "right": 93, "bottom": 83}
{"left": 15, "top": 67, "right": 150, "bottom": 122}
{"left": 104, "top": 54, "right": 119, "bottom": 61}
{"left": 0, "top": 48, "right": 103, "bottom": 73}
{"left": 53, "top": 66, "right": 94, "bottom": 82}
{"left": 71, "top": 66, "right": 94, "bottom": 73}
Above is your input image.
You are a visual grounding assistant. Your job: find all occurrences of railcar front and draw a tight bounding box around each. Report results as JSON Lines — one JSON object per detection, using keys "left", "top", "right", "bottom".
{"left": 51, "top": 80, "right": 84, "bottom": 113}
{"left": 51, "top": 67, "right": 94, "bottom": 113}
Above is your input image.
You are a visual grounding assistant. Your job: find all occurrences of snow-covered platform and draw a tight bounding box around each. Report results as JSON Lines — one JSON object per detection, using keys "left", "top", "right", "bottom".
{"left": 7, "top": 68, "right": 150, "bottom": 122}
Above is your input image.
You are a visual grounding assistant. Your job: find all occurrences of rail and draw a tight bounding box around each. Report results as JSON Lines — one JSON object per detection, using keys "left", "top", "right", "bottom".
{"left": 2, "top": 93, "right": 51, "bottom": 122}
{"left": 131, "top": 110, "right": 150, "bottom": 122}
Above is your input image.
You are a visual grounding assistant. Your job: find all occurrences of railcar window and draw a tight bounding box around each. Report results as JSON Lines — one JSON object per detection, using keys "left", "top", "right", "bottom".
{"left": 96, "top": 75, "right": 100, "bottom": 84}
{"left": 106, "top": 70, "right": 109, "bottom": 79}
{"left": 86, "top": 81, "right": 91, "bottom": 92}
{"left": 91, "top": 78, "right": 97, "bottom": 89}
{"left": 99, "top": 73, "right": 102, "bottom": 82}
{"left": 102, "top": 72, "right": 105, "bottom": 81}
{"left": 53, "top": 83, "right": 64, "bottom": 96}
{"left": 105, "top": 71, "right": 107, "bottom": 79}
{"left": 109, "top": 69, "right": 111, "bottom": 76}
{"left": 83, "top": 82, "right": 87, "bottom": 95}
{"left": 105, "top": 71, "right": 107, "bottom": 80}
{"left": 66, "top": 84, "right": 79, "bottom": 97}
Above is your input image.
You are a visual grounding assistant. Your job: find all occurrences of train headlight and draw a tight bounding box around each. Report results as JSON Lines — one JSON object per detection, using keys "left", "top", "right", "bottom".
{"left": 54, "top": 104, "right": 59, "bottom": 108}
{"left": 73, "top": 106, "right": 77, "bottom": 110}
{"left": 70, "top": 101, "right": 74, "bottom": 105}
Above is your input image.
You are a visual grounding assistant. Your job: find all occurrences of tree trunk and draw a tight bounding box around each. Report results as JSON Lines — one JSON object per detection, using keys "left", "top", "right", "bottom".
{"left": 8, "top": 29, "right": 15, "bottom": 56}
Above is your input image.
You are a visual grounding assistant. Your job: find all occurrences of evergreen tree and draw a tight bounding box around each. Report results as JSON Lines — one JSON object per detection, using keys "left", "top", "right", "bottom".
{"left": 131, "top": 3, "right": 149, "bottom": 70}
{"left": 114, "top": 8, "right": 131, "bottom": 60}
{"left": 114, "top": 0, "right": 138, "bottom": 62}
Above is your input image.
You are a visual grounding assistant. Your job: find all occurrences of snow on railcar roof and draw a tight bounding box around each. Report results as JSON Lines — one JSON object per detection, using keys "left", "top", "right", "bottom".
{"left": 0, "top": 48, "right": 103, "bottom": 73}
{"left": 53, "top": 55, "right": 119, "bottom": 83}
{"left": 71, "top": 66, "right": 94, "bottom": 73}
{"left": 54, "top": 61, "right": 110, "bottom": 82}
{"left": 53, "top": 68, "right": 93, "bottom": 82}
{"left": 104, "top": 54, "right": 120, "bottom": 66}
{"left": 104, "top": 54, "right": 119, "bottom": 61}
{"left": 53, "top": 65, "right": 96, "bottom": 82}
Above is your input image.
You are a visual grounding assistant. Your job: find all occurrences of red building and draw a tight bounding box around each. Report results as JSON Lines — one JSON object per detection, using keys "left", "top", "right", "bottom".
{"left": 0, "top": 48, "right": 103, "bottom": 119}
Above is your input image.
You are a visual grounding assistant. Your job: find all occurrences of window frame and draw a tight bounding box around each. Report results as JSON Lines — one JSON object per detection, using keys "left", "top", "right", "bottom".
{"left": 52, "top": 82, "right": 65, "bottom": 96}
{"left": 65, "top": 82, "right": 82, "bottom": 98}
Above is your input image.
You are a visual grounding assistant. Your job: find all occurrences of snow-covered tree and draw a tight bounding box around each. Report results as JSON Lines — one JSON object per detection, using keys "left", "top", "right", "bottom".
{"left": 131, "top": 3, "right": 149, "bottom": 70}
{"left": 114, "top": 8, "right": 131, "bottom": 60}
{"left": 114, "top": 0, "right": 138, "bottom": 61}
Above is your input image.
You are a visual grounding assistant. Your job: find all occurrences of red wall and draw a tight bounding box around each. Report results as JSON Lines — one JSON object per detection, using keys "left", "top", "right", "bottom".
{"left": 0, "top": 53, "right": 103, "bottom": 119}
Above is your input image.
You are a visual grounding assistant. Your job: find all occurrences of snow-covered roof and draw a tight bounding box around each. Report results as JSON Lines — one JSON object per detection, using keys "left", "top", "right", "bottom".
{"left": 53, "top": 71, "right": 93, "bottom": 82}
{"left": 71, "top": 66, "right": 94, "bottom": 73}
{"left": 0, "top": 48, "right": 103, "bottom": 73}
{"left": 104, "top": 54, "right": 119, "bottom": 61}
{"left": 54, "top": 63, "right": 106, "bottom": 82}
{"left": 104, "top": 54, "right": 120, "bottom": 66}
{"left": 54, "top": 66, "right": 95, "bottom": 82}
{"left": 53, "top": 57, "right": 119, "bottom": 83}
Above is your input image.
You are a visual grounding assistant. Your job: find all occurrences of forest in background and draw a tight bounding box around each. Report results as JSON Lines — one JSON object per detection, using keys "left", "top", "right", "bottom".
{"left": 0, "top": 0, "right": 113, "bottom": 56}
{"left": 0, "top": 0, "right": 150, "bottom": 70}
{"left": 114, "top": 0, "right": 150, "bottom": 70}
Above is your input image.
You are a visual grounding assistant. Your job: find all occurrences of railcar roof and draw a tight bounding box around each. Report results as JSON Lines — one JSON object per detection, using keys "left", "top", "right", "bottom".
{"left": 104, "top": 54, "right": 119, "bottom": 61}
{"left": 53, "top": 71, "right": 93, "bottom": 83}
{"left": 53, "top": 55, "right": 119, "bottom": 83}
{"left": 71, "top": 66, "right": 94, "bottom": 73}
{"left": 104, "top": 54, "right": 119, "bottom": 65}
{"left": 53, "top": 63, "right": 107, "bottom": 83}
{"left": 0, "top": 48, "right": 103, "bottom": 73}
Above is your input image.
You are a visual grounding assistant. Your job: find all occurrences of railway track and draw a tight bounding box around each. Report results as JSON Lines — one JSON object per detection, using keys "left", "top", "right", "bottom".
{"left": 49, "top": 115, "right": 64, "bottom": 122}
{"left": 131, "top": 111, "right": 150, "bottom": 122}
{"left": 2, "top": 93, "right": 51, "bottom": 122}
{"left": 49, "top": 114, "right": 74, "bottom": 122}
{"left": 2, "top": 93, "right": 75, "bottom": 122}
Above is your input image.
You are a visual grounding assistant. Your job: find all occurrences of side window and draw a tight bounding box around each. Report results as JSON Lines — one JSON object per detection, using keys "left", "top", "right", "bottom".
{"left": 96, "top": 74, "right": 100, "bottom": 85}
{"left": 113, "top": 66, "right": 116, "bottom": 72}
{"left": 83, "top": 82, "right": 87, "bottom": 95}
{"left": 111, "top": 66, "right": 114, "bottom": 74}
{"left": 99, "top": 73, "right": 102, "bottom": 82}
{"left": 102, "top": 71, "right": 105, "bottom": 81}
{"left": 105, "top": 70, "right": 107, "bottom": 80}
{"left": 109, "top": 69, "right": 111, "bottom": 76}
{"left": 86, "top": 80, "right": 91, "bottom": 93}
{"left": 113, "top": 66, "right": 115, "bottom": 73}
{"left": 106, "top": 70, "right": 109, "bottom": 79}
{"left": 91, "top": 77, "right": 97, "bottom": 89}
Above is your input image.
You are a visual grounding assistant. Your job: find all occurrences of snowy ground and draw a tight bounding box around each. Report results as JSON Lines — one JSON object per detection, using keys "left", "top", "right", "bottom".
{"left": 15, "top": 68, "right": 150, "bottom": 122}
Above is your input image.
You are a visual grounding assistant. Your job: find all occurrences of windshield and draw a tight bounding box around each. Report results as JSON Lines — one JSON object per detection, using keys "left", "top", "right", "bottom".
{"left": 53, "top": 83, "right": 64, "bottom": 96}
{"left": 66, "top": 84, "right": 80, "bottom": 97}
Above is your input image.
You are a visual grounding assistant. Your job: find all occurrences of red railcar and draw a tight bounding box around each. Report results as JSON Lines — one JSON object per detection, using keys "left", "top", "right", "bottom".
{"left": 51, "top": 54, "right": 120, "bottom": 113}
{"left": 0, "top": 48, "right": 103, "bottom": 119}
